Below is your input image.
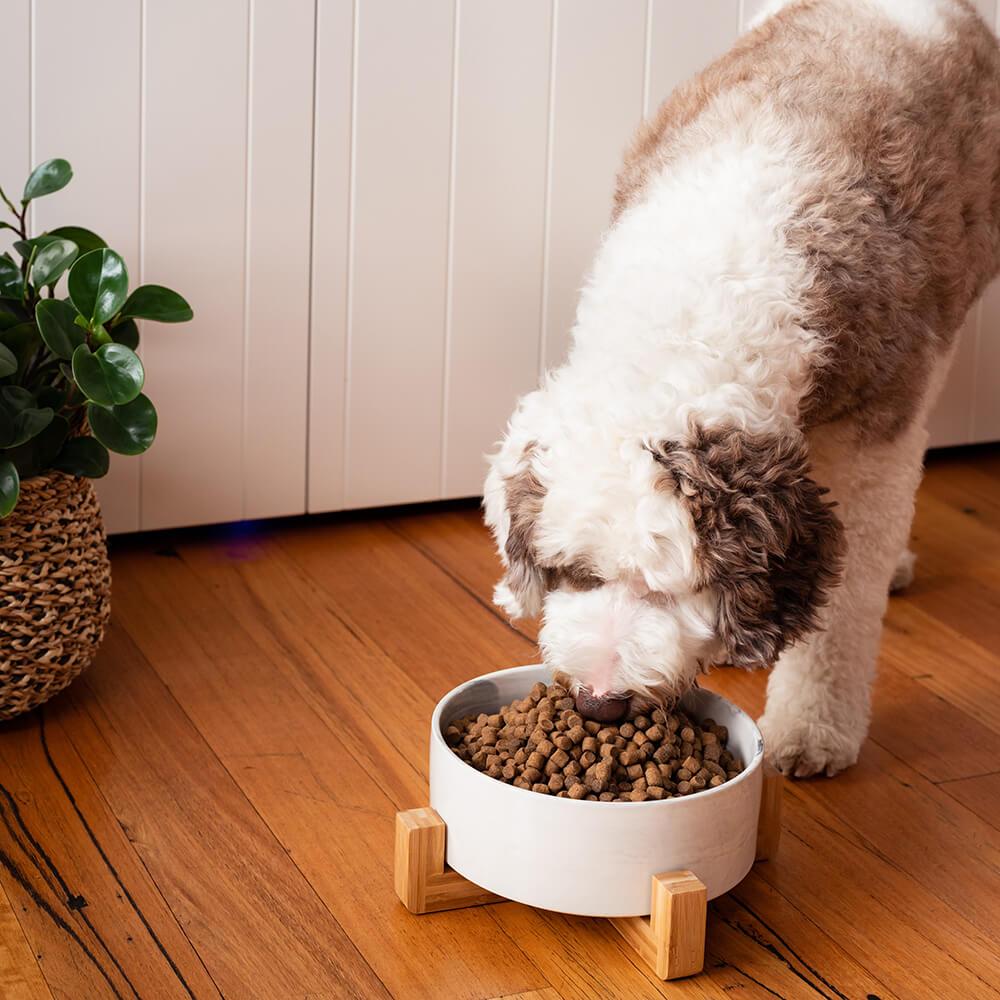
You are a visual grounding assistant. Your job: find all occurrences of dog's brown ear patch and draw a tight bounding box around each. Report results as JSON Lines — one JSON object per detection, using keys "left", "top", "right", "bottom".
{"left": 500, "top": 452, "right": 547, "bottom": 617}
{"left": 651, "top": 425, "right": 845, "bottom": 667}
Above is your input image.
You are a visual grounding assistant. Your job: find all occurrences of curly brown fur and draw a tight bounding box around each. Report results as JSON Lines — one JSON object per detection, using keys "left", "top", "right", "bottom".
{"left": 651, "top": 425, "right": 845, "bottom": 667}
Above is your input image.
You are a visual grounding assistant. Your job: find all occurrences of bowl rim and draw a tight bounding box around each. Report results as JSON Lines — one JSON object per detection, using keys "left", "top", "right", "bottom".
{"left": 431, "top": 663, "right": 764, "bottom": 810}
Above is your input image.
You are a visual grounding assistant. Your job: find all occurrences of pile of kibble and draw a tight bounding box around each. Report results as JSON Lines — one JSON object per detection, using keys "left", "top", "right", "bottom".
{"left": 445, "top": 680, "right": 742, "bottom": 802}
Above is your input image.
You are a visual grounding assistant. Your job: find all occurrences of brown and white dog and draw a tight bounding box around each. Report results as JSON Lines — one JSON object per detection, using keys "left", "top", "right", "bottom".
{"left": 484, "top": 0, "right": 1000, "bottom": 777}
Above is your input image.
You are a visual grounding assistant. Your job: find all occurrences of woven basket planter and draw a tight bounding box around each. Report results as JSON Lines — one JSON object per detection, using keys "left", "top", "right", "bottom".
{"left": 0, "top": 472, "right": 111, "bottom": 720}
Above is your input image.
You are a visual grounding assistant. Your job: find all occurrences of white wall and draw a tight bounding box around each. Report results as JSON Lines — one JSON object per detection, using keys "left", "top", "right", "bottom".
{"left": 4, "top": 0, "right": 997, "bottom": 532}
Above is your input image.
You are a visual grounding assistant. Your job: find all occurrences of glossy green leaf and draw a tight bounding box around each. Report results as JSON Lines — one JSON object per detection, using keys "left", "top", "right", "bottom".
{"left": 30, "top": 237, "right": 78, "bottom": 288}
{"left": 12, "top": 234, "right": 61, "bottom": 260}
{"left": 22, "top": 158, "right": 73, "bottom": 202}
{"left": 7, "top": 414, "right": 68, "bottom": 478}
{"left": 72, "top": 343, "right": 144, "bottom": 406}
{"left": 50, "top": 435, "right": 109, "bottom": 478}
{"left": 88, "top": 394, "right": 156, "bottom": 455}
{"left": 119, "top": 284, "right": 192, "bottom": 323}
{"left": 0, "top": 342, "right": 16, "bottom": 377}
{"left": 112, "top": 318, "right": 140, "bottom": 350}
{"left": 0, "top": 460, "right": 18, "bottom": 517}
{"left": 35, "top": 298, "right": 86, "bottom": 359}
{"left": 0, "top": 303, "right": 23, "bottom": 330}
{"left": 0, "top": 255, "right": 22, "bottom": 299}
{"left": 68, "top": 248, "right": 128, "bottom": 327}
{"left": 8, "top": 406, "right": 53, "bottom": 448}
{"left": 1, "top": 385, "right": 34, "bottom": 412}
{"left": 47, "top": 226, "right": 106, "bottom": 255}
{"left": 0, "top": 324, "right": 40, "bottom": 371}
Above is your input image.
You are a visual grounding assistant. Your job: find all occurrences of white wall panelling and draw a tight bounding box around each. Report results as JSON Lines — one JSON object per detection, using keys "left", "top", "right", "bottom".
{"left": 0, "top": 0, "right": 29, "bottom": 260}
{"left": 442, "top": 0, "right": 552, "bottom": 498}
{"left": 307, "top": 0, "right": 354, "bottom": 514}
{"left": 143, "top": 0, "right": 248, "bottom": 530}
{"left": 1, "top": 0, "right": 996, "bottom": 532}
{"left": 33, "top": 0, "right": 142, "bottom": 533}
{"left": 242, "top": 0, "right": 315, "bottom": 520}
{"left": 541, "top": 0, "right": 647, "bottom": 372}
{"left": 340, "top": 0, "right": 455, "bottom": 509}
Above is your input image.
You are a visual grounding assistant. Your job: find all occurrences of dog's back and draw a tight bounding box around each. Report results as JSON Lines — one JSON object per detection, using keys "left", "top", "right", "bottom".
{"left": 615, "top": 0, "right": 1000, "bottom": 441}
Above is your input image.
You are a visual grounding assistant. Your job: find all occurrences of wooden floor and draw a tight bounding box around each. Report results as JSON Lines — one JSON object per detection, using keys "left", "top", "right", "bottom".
{"left": 2, "top": 448, "right": 1000, "bottom": 999}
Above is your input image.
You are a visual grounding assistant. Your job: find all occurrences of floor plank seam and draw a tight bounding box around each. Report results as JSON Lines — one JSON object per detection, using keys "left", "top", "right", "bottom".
{"left": 933, "top": 770, "right": 1000, "bottom": 784}
{"left": 383, "top": 520, "right": 537, "bottom": 650}
{"left": 37, "top": 711, "right": 205, "bottom": 1000}
{"left": 78, "top": 627, "right": 393, "bottom": 1000}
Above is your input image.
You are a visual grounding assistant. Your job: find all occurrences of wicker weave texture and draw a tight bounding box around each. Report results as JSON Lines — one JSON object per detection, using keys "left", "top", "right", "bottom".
{"left": 0, "top": 473, "right": 110, "bottom": 719}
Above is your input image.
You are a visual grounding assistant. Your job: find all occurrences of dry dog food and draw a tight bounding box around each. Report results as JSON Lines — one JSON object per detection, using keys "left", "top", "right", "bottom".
{"left": 446, "top": 680, "right": 743, "bottom": 801}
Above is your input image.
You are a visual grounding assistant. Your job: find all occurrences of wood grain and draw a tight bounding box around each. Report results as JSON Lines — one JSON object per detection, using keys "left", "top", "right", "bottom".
{"left": 1, "top": 448, "right": 999, "bottom": 997}
{"left": 0, "top": 880, "right": 51, "bottom": 1000}
{"left": 0, "top": 709, "right": 220, "bottom": 1000}
{"left": 610, "top": 871, "right": 707, "bottom": 980}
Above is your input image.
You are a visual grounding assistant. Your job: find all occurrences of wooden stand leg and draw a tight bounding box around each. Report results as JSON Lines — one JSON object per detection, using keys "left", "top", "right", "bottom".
{"left": 755, "top": 764, "right": 783, "bottom": 862}
{"left": 394, "top": 808, "right": 504, "bottom": 914}
{"left": 609, "top": 871, "right": 707, "bottom": 980}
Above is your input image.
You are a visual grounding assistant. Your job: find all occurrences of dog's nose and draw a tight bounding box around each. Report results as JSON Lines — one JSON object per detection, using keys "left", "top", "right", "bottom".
{"left": 574, "top": 687, "right": 630, "bottom": 723}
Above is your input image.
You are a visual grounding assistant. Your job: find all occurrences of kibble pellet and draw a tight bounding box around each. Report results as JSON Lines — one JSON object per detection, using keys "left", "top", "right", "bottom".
{"left": 446, "top": 681, "right": 743, "bottom": 802}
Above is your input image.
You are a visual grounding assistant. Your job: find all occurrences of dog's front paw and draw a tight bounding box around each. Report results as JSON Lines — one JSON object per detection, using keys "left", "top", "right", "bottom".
{"left": 758, "top": 712, "right": 862, "bottom": 778}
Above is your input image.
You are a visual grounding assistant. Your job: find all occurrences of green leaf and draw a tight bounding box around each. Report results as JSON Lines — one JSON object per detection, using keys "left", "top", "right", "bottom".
{"left": 0, "top": 342, "right": 16, "bottom": 377}
{"left": 72, "top": 343, "right": 144, "bottom": 406}
{"left": 6, "top": 414, "right": 68, "bottom": 478}
{"left": 0, "top": 459, "right": 18, "bottom": 517}
{"left": 47, "top": 226, "right": 106, "bottom": 255}
{"left": 36, "top": 298, "right": 86, "bottom": 359}
{"left": 0, "top": 324, "right": 40, "bottom": 371}
{"left": 7, "top": 406, "right": 54, "bottom": 448}
{"left": 1, "top": 385, "right": 34, "bottom": 412}
{"left": 68, "top": 248, "right": 128, "bottom": 327}
{"left": 88, "top": 394, "right": 156, "bottom": 455}
{"left": 50, "top": 435, "right": 109, "bottom": 478}
{"left": 12, "top": 234, "right": 61, "bottom": 260}
{"left": 0, "top": 254, "right": 22, "bottom": 299}
{"left": 22, "top": 158, "right": 73, "bottom": 203}
{"left": 0, "top": 303, "right": 24, "bottom": 330}
{"left": 112, "top": 318, "right": 140, "bottom": 350}
{"left": 30, "top": 237, "right": 78, "bottom": 288}
{"left": 119, "top": 284, "right": 192, "bottom": 323}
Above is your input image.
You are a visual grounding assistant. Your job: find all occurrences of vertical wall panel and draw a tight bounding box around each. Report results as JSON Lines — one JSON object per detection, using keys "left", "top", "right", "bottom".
{"left": 442, "top": 0, "right": 552, "bottom": 497}
{"left": 973, "top": 0, "right": 1000, "bottom": 442}
{"left": 141, "top": 0, "right": 249, "bottom": 529}
{"left": 32, "top": 0, "right": 142, "bottom": 534}
{"left": 647, "top": 1, "right": 740, "bottom": 114}
{"left": 307, "top": 0, "right": 354, "bottom": 513}
{"left": 0, "top": 1, "right": 29, "bottom": 258}
{"left": 343, "top": 0, "right": 455, "bottom": 507}
{"left": 242, "top": 0, "right": 314, "bottom": 520}
{"left": 927, "top": 311, "right": 979, "bottom": 447}
{"left": 542, "top": 0, "right": 646, "bottom": 371}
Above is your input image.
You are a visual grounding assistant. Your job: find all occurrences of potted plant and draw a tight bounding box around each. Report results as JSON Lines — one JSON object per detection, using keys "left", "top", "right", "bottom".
{"left": 0, "top": 158, "right": 192, "bottom": 719}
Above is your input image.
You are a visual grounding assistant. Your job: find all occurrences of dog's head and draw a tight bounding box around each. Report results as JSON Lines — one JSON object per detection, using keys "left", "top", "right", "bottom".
{"left": 485, "top": 410, "right": 844, "bottom": 705}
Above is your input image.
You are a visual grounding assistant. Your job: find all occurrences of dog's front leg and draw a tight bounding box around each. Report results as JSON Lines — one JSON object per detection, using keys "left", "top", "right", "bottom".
{"left": 758, "top": 419, "right": 927, "bottom": 777}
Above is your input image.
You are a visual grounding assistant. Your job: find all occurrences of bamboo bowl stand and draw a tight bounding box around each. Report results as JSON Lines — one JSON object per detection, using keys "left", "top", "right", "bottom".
{"left": 395, "top": 766, "right": 782, "bottom": 981}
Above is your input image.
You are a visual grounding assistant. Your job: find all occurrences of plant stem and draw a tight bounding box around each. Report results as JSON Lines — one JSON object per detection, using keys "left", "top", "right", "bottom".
{"left": 0, "top": 186, "right": 19, "bottom": 223}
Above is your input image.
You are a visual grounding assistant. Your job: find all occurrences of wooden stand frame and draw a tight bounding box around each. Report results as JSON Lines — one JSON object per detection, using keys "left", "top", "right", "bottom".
{"left": 394, "top": 766, "right": 782, "bottom": 981}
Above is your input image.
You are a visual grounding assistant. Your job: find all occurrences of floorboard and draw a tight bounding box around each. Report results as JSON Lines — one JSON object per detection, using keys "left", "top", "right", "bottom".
{"left": 0, "top": 447, "right": 998, "bottom": 997}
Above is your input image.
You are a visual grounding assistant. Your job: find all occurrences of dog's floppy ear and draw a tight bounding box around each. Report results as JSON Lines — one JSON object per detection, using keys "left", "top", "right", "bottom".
{"left": 492, "top": 449, "right": 547, "bottom": 620}
{"left": 650, "top": 425, "right": 844, "bottom": 667}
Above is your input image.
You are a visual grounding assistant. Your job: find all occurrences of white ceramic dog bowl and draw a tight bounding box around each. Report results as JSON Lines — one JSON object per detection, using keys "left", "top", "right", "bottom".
{"left": 430, "top": 664, "right": 764, "bottom": 917}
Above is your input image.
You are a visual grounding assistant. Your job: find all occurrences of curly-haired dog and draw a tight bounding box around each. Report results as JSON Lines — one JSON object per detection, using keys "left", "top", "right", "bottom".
{"left": 484, "top": 0, "right": 1000, "bottom": 777}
